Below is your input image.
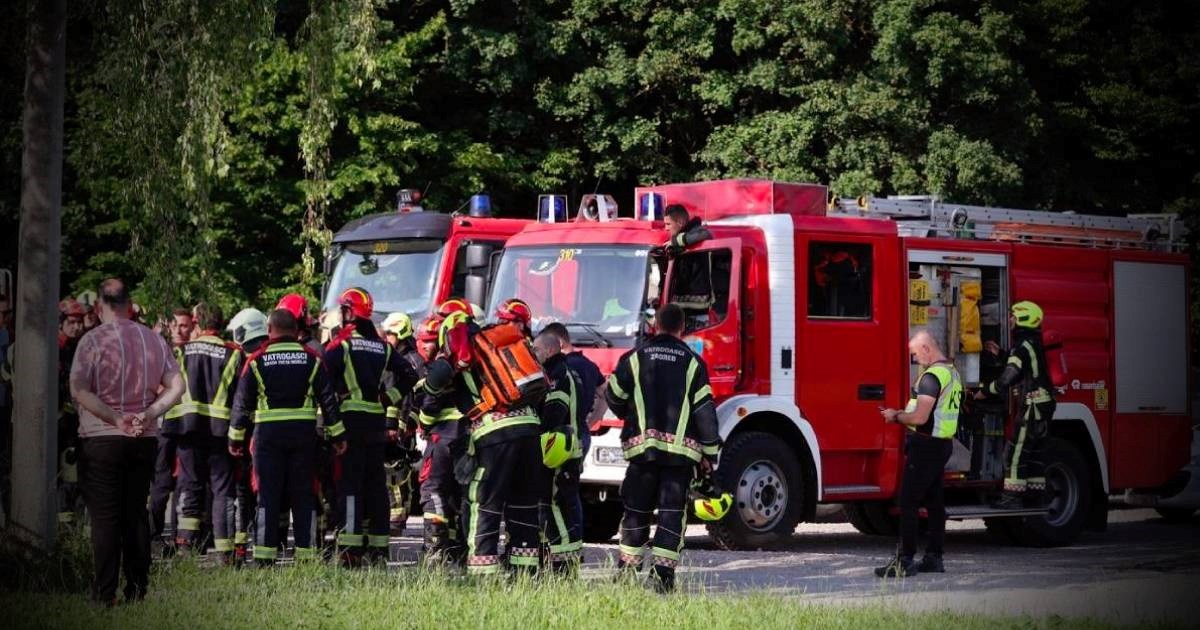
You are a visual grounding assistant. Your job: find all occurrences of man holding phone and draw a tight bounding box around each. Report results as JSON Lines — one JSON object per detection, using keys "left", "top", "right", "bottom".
{"left": 875, "top": 329, "right": 962, "bottom": 578}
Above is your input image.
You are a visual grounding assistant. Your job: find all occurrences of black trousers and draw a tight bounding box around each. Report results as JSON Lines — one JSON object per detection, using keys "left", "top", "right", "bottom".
{"left": 233, "top": 450, "right": 255, "bottom": 548}
{"left": 252, "top": 423, "right": 317, "bottom": 561}
{"left": 175, "top": 434, "right": 235, "bottom": 551}
{"left": 619, "top": 460, "right": 692, "bottom": 579}
{"left": 463, "top": 435, "right": 541, "bottom": 575}
{"left": 335, "top": 417, "right": 389, "bottom": 551}
{"left": 78, "top": 436, "right": 156, "bottom": 603}
{"left": 419, "top": 430, "right": 463, "bottom": 553}
{"left": 149, "top": 432, "right": 177, "bottom": 537}
{"left": 541, "top": 458, "right": 583, "bottom": 565}
{"left": 899, "top": 435, "right": 953, "bottom": 558}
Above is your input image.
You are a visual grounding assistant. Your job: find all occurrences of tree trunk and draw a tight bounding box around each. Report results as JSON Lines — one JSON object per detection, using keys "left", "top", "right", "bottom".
{"left": 11, "top": 0, "right": 66, "bottom": 550}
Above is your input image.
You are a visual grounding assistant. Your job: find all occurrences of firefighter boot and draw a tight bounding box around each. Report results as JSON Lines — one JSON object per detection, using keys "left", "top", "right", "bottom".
{"left": 917, "top": 553, "right": 945, "bottom": 573}
{"left": 874, "top": 555, "right": 918, "bottom": 578}
{"left": 1024, "top": 477, "right": 1047, "bottom": 508}
{"left": 647, "top": 565, "right": 676, "bottom": 594}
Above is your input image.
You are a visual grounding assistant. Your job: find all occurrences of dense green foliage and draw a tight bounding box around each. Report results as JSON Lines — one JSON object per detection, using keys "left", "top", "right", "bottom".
{"left": 0, "top": 560, "right": 1125, "bottom": 629}
{"left": 1, "top": 1, "right": 1197, "bottom": 318}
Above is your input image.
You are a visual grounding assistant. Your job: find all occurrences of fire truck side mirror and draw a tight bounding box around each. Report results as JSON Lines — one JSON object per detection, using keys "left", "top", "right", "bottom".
{"left": 464, "top": 243, "right": 493, "bottom": 269}
{"left": 464, "top": 275, "right": 486, "bottom": 314}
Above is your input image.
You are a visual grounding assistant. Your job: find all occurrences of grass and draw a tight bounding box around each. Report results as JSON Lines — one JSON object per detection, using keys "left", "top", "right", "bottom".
{"left": 0, "top": 559, "right": 1131, "bottom": 630}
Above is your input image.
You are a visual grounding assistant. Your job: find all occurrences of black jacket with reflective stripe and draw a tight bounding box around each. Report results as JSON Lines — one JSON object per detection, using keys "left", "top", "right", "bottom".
{"left": 229, "top": 338, "right": 341, "bottom": 441}
{"left": 540, "top": 353, "right": 581, "bottom": 452}
{"left": 323, "top": 323, "right": 418, "bottom": 424}
{"left": 164, "top": 335, "right": 243, "bottom": 437}
{"left": 606, "top": 334, "right": 720, "bottom": 466}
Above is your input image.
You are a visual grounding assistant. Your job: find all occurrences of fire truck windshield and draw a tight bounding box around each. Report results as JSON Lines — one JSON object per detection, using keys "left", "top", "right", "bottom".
{"left": 323, "top": 240, "right": 444, "bottom": 321}
{"left": 488, "top": 245, "right": 654, "bottom": 347}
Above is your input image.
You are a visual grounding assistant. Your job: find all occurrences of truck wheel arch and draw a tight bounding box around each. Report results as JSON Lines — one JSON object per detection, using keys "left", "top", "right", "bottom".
{"left": 716, "top": 395, "right": 820, "bottom": 521}
{"left": 1052, "top": 402, "right": 1109, "bottom": 494}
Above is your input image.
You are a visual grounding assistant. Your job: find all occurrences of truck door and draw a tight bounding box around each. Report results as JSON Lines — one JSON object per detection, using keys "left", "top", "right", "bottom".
{"left": 664, "top": 238, "right": 743, "bottom": 399}
{"left": 798, "top": 235, "right": 900, "bottom": 457}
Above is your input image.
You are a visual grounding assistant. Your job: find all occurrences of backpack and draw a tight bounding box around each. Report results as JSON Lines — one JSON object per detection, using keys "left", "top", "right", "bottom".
{"left": 467, "top": 322, "right": 548, "bottom": 420}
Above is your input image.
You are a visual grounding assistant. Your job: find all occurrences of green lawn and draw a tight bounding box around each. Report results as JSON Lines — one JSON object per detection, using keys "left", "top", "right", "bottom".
{"left": 0, "top": 561, "right": 1122, "bottom": 630}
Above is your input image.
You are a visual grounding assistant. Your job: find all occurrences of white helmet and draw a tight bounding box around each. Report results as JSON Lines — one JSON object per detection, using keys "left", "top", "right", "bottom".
{"left": 226, "top": 308, "right": 268, "bottom": 345}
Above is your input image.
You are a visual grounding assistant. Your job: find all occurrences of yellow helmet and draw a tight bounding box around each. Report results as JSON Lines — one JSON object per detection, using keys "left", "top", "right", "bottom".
{"left": 1011, "top": 300, "right": 1044, "bottom": 329}
{"left": 540, "top": 431, "right": 572, "bottom": 469}
{"left": 381, "top": 312, "right": 414, "bottom": 340}
{"left": 693, "top": 492, "right": 733, "bottom": 522}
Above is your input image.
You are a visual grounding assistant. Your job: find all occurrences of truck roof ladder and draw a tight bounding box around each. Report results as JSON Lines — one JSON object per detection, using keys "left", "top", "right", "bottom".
{"left": 828, "top": 195, "right": 1187, "bottom": 252}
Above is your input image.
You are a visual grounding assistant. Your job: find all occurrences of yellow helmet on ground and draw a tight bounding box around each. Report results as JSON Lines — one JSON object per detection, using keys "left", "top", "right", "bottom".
{"left": 693, "top": 492, "right": 733, "bottom": 522}
{"left": 540, "top": 431, "right": 572, "bottom": 469}
{"left": 381, "top": 312, "right": 414, "bottom": 340}
{"left": 1011, "top": 300, "right": 1044, "bottom": 329}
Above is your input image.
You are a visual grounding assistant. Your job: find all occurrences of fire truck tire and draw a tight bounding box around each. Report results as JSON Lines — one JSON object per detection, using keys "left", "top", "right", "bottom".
{"left": 707, "top": 431, "right": 805, "bottom": 550}
{"left": 842, "top": 503, "right": 882, "bottom": 536}
{"left": 1006, "top": 437, "right": 1092, "bottom": 547}
{"left": 582, "top": 499, "right": 623, "bottom": 543}
{"left": 1154, "top": 507, "right": 1197, "bottom": 523}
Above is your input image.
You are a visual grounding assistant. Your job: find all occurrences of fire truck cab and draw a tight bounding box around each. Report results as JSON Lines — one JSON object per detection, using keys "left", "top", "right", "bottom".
{"left": 485, "top": 179, "right": 1191, "bottom": 549}
{"left": 322, "top": 190, "right": 528, "bottom": 325}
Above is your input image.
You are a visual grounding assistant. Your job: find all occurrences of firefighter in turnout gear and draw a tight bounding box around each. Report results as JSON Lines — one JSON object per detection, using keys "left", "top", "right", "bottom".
{"left": 532, "top": 329, "right": 584, "bottom": 574}
{"left": 412, "top": 314, "right": 469, "bottom": 564}
{"left": 981, "top": 300, "right": 1056, "bottom": 509}
{"left": 228, "top": 309, "right": 345, "bottom": 565}
{"left": 425, "top": 300, "right": 544, "bottom": 576}
{"left": 163, "top": 302, "right": 243, "bottom": 558}
{"left": 876, "top": 330, "right": 962, "bottom": 578}
{"left": 226, "top": 307, "right": 268, "bottom": 563}
{"left": 382, "top": 312, "right": 423, "bottom": 535}
{"left": 324, "top": 289, "right": 419, "bottom": 565}
{"left": 606, "top": 304, "right": 720, "bottom": 593}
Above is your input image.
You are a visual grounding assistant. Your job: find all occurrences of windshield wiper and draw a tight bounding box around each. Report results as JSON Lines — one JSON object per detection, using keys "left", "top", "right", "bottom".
{"left": 563, "top": 322, "right": 613, "bottom": 348}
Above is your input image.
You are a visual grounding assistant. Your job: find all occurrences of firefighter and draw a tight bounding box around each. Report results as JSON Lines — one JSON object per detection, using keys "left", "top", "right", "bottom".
{"left": 276, "top": 293, "right": 323, "bottom": 356}
{"left": 225, "top": 307, "right": 268, "bottom": 563}
{"left": 151, "top": 307, "right": 195, "bottom": 552}
{"left": 413, "top": 314, "right": 470, "bottom": 565}
{"left": 495, "top": 298, "right": 533, "bottom": 339}
{"left": 606, "top": 303, "right": 720, "bottom": 593}
{"left": 425, "top": 299, "right": 543, "bottom": 576}
{"left": 163, "top": 302, "right": 242, "bottom": 559}
{"left": 531, "top": 329, "right": 584, "bottom": 574}
{"left": 876, "top": 330, "right": 962, "bottom": 578}
{"left": 228, "top": 309, "right": 346, "bottom": 565}
{"left": 324, "top": 289, "right": 418, "bottom": 566}
{"left": 980, "top": 301, "right": 1056, "bottom": 509}
{"left": 56, "top": 299, "right": 87, "bottom": 524}
{"left": 661, "top": 205, "right": 713, "bottom": 310}
{"left": 381, "top": 312, "right": 423, "bottom": 536}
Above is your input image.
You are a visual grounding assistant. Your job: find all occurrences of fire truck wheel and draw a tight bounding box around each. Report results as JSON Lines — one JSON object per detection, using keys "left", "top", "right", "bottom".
{"left": 1007, "top": 437, "right": 1092, "bottom": 547}
{"left": 842, "top": 503, "right": 882, "bottom": 536}
{"left": 708, "top": 431, "right": 805, "bottom": 550}
{"left": 582, "top": 499, "right": 623, "bottom": 543}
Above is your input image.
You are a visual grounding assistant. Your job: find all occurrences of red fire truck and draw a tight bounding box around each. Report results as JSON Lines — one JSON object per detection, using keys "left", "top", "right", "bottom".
{"left": 484, "top": 179, "right": 1191, "bottom": 549}
{"left": 322, "top": 190, "right": 528, "bottom": 325}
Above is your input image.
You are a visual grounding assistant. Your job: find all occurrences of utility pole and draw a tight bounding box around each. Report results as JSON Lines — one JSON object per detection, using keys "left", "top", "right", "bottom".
{"left": 11, "top": 0, "right": 66, "bottom": 550}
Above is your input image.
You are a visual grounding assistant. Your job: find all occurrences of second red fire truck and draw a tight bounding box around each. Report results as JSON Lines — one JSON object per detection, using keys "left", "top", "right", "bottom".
{"left": 484, "top": 179, "right": 1192, "bottom": 549}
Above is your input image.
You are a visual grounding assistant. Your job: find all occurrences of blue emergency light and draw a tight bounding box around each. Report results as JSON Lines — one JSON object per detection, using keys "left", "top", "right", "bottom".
{"left": 469, "top": 194, "right": 492, "bottom": 217}
{"left": 538, "top": 194, "right": 568, "bottom": 223}
{"left": 639, "top": 192, "right": 665, "bottom": 221}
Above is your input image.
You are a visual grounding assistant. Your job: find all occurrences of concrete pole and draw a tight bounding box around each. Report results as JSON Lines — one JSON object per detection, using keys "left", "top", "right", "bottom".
{"left": 11, "top": 0, "right": 66, "bottom": 550}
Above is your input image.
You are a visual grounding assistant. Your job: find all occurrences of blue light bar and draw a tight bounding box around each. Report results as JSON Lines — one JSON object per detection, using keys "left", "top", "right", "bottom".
{"left": 469, "top": 194, "right": 492, "bottom": 217}
{"left": 639, "top": 192, "right": 665, "bottom": 221}
{"left": 538, "top": 194, "right": 567, "bottom": 223}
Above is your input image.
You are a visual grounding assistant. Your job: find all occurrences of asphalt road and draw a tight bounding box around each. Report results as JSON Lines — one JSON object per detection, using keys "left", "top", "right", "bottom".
{"left": 385, "top": 507, "right": 1200, "bottom": 625}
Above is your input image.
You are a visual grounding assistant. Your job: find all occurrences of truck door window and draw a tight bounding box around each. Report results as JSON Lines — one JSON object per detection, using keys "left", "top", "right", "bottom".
{"left": 808, "top": 242, "right": 872, "bottom": 319}
{"left": 670, "top": 249, "right": 732, "bottom": 332}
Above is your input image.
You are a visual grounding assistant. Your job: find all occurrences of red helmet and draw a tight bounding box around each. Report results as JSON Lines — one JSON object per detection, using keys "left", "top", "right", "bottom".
{"left": 59, "top": 298, "right": 86, "bottom": 318}
{"left": 275, "top": 293, "right": 310, "bottom": 321}
{"left": 437, "top": 298, "right": 472, "bottom": 319}
{"left": 416, "top": 314, "right": 443, "bottom": 343}
{"left": 338, "top": 287, "right": 374, "bottom": 320}
{"left": 495, "top": 298, "right": 532, "bottom": 327}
